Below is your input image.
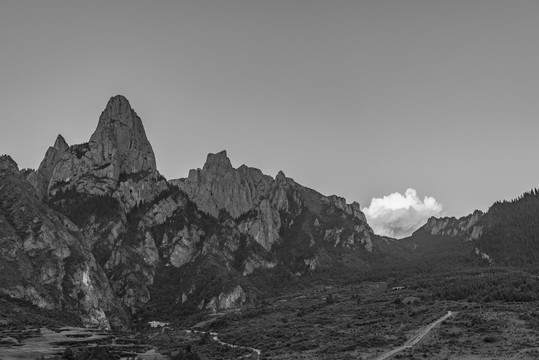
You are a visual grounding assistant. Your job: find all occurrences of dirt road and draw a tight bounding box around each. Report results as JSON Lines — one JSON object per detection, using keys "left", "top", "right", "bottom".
{"left": 372, "top": 311, "right": 453, "bottom": 360}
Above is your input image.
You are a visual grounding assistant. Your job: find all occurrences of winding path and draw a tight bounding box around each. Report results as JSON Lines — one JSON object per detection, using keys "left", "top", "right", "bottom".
{"left": 187, "top": 329, "right": 261, "bottom": 359}
{"left": 372, "top": 311, "right": 453, "bottom": 360}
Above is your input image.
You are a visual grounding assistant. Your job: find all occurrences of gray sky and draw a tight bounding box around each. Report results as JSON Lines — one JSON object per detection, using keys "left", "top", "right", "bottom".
{"left": 1, "top": 0, "right": 538, "bottom": 221}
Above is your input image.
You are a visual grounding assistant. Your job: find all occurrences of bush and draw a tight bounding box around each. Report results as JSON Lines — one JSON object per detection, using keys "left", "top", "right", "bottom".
{"left": 170, "top": 345, "right": 201, "bottom": 360}
{"left": 483, "top": 335, "right": 503, "bottom": 343}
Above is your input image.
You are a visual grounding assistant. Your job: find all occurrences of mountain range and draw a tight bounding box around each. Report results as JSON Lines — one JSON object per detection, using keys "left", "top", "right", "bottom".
{"left": 1, "top": 95, "right": 537, "bottom": 330}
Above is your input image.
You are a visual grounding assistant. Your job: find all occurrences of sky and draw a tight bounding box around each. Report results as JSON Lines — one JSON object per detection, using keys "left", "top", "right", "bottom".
{"left": 1, "top": 1, "right": 538, "bottom": 237}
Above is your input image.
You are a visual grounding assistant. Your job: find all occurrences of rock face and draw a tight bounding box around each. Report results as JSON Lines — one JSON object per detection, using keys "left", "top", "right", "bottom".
{"left": 90, "top": 147, "right": 375, "bottom": 318}
{"left": 16, "top": 96, "right": 168, "bottom": 325}
{"left": 89, "top": 95, "right": 156, "bottom": 176}
{"left": 206, "top": 285, "right": 246, "bottom": 313}
{"left": 44, "top": 95, "right": 157, "bottom": 197}
{"left": 0, "top": 156, "right": 127, "bottom": 329}
{"left": 27, "top": 135, "right": 69, "bottom": 199}
{"left": 173, "top": 151, "right": 373, "bottom": 252}
{"left": 175, "top": 151, "right": 274, "bottom": 219}
{"left": 412, "top": 210, "right": 484, "bottom": 240}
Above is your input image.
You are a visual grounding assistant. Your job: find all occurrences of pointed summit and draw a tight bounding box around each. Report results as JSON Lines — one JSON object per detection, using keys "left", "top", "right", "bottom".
{"left": 46, "top": 96, "right": 158, "bottom": 196}
{"left": 0, "top": 155, "right": 19, "bottom": 174}
{"left": 89, "top": 95, "right": 156, "bottom": 176}
{"left": 28, "top": 134, "right": 70, "bottom": 199}
{"left": 53, "top": 134, "right": 69, "bottom": 151}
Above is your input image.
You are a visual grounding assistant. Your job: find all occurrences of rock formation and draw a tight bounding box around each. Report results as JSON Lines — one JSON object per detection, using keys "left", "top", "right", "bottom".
{"left": 0, "top": 155, "right": 127, "bottom": 329}
{"left": 88, "top": 94, "right": 156, "bottom": 176}
{"left": 1, "top": 95, "right": 381, "bottom": 329}
{"left": 412, "top": 210, "right": 484, "bottom": 240}
{"left": 27, "top": 135, "right": 69, "bottom": 199}
{"left": 173, "top": 150, "right": 373, "bottom": 252}
{"left": 174, "top": 150, "right": 274, "bottom": 218}
{"left": 41, "top": 95, "right": 157, "bottom": 197}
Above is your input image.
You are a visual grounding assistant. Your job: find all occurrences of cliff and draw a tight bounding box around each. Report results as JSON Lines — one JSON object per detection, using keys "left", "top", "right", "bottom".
{"left": 0, "top": 155, "right": 127, "bottom": 329}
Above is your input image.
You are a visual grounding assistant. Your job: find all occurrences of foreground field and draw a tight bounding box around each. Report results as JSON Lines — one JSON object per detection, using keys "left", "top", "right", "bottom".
{"left": 146, "top": 273, "right": 539, "bottom": 359}
{"left": 3, "top": 269, "right": 539, "bottom": 359}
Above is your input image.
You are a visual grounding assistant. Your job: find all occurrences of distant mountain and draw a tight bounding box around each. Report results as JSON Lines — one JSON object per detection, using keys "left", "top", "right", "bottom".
{"left": 474, "top": 190, "right": 539, "bottom": 266}
{"left": 407, "top": 189, "right": 539, "bottom": 268}
{"left": 412, "top": 210, "right": 484, "bottom": 240}
{"left": 1, "top": 95, "right": 388, "bottom": 329}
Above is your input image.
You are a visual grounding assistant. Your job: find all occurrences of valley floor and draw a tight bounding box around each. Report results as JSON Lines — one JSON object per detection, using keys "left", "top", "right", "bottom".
{"left": 4, "top": 271, "right": 539, "bottom": 359}
{"left": 145, "top": 279, "right": 539, "bottom": 359}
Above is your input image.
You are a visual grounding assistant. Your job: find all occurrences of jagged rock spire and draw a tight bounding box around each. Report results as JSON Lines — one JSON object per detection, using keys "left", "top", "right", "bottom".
{"left": 53, "top": 134, "right": 69, "bottom": 151}
{"left": 44, "top": 95, "right": 158, "bottom": 196}
{"left": 89, "top": 95, "right": 156, "bottom": 176}
{"left": 27, "top": 134, "right": 70, "bottom": 199}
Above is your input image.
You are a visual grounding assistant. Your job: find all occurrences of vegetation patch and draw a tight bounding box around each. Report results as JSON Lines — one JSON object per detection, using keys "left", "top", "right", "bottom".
{"left": 47, "top": 189, "right": 120, "bottom": 227}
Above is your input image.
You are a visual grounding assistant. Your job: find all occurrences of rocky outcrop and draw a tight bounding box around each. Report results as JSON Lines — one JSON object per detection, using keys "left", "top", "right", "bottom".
{"left": 45, "top": 95, "right": 157, "bottom": 198}
{"left": 205, "top": 285, "right": 246, "bottom": 313}
{"left": 113, "top": 170, "right": 170, "bottom": 212}
{"left": 173, "top": 151, "right": 280, "bottom": 251}
{"left": 0, "top": 155, "right": 18, "bottom": 173}
{"left": 27, "top": 135, "right": 69, "bottom": 199}
{"left": 173, "top": 151, "right": 373, "bottom": 253}
{"left": 412, "top": 210, "right": 484, "bottom": 240}
{"left": 326, "top": 195, "right": 367, "bottom": 223}
{"left": 0, "top": 156, "right": 127, "bottom": 329}
{"left": 174, "top": 151, "right": 274, "bottom": 218}
{"left": 89, "top": 95, "right": 156, "bottom": 176}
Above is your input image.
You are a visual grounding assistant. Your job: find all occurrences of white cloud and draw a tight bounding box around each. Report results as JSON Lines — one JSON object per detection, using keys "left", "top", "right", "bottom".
{"left": 362, "top": 188, "right": 443, "bottom": 239}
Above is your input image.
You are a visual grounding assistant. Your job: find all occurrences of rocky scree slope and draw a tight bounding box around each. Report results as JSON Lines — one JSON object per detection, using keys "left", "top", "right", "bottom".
{"left": 5, "top": 95, "right": 381, "bottom": 328}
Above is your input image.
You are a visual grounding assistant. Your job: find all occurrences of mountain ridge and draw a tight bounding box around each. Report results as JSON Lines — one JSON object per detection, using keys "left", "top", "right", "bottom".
{"left": 4, "top": 94, "right": 538, "bottom": 332}
{"left": 2, "top": 95, "right": 380, "bottom": 329}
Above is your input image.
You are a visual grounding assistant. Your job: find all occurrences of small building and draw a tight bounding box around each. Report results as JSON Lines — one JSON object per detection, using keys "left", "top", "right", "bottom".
{"left": 392, "top": 286, "right": 404, "bottom": 291}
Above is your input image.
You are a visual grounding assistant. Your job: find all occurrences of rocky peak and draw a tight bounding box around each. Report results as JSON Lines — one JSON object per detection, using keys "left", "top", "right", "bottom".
{"left": 89, "top": 95, "right": 156, "bottom": 176}
{"left": 27, "top": 135, "right": 70, "bottom": 199}
{"left": 275, "top": 170, "right": 288, "bottom": 184}
{"left": 53, "top": 134, "right": 69, "bottom": 152}
{"left": 202, "top": 150, "right": 234, "bottom": 175}
{"left": 45, "top": 95, "right": 158, "bottom": 197}
{"left": 0, "top": 155, "right": 19, "bottom": 174}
